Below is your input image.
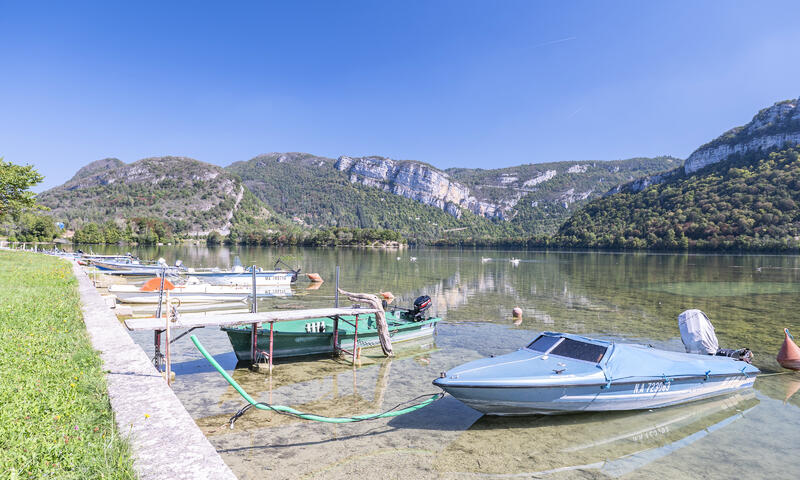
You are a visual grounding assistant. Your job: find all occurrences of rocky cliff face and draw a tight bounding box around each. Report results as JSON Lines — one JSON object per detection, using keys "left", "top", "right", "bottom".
{"left": 334, "top": 155, "right": 679, "bottom": 224}
{"left": 40, "top": 156, "right": 267, "bottom": 234}
{"left": 621, "top": 98, "right": 800, "bottom": 193}
{"left": 334, "top": 156, "right": 505, "bottom": 218}
{"left": 70, "top": 157, "right": 125, "bottom": 181}
{"left": 684, "top": 98, "right": 800, "bottom": 173}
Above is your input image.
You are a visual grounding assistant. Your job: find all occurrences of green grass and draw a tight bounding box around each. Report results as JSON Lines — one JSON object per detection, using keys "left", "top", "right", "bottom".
{"left": 0, "top": 251, "right": 136, "bottom": 479}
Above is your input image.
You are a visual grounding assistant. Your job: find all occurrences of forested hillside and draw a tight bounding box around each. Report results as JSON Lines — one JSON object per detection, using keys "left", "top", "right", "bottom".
{"left": 447, "top": 157, "right": 681, "bottom": 234}
{"left": 229, "top": 152, "right": 678, "bottom": 241}
{"left": 227, "top": 153, "right": 518, "bottom": 244}
{"left": 38, "top": 156, "right": 283, "bottom": 241}
{"left": 553, "top": 146, "right": 800, "bottom": 250}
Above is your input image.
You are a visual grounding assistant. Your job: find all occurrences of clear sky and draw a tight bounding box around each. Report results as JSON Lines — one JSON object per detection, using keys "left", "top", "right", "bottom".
{"left": 1, "top": 1, "right": 799, "bottom": 191}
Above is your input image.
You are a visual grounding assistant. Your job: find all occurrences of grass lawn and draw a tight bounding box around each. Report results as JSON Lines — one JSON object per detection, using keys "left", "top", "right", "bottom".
{"left": 0, "top": 251, "right": 136, "bottom": 479}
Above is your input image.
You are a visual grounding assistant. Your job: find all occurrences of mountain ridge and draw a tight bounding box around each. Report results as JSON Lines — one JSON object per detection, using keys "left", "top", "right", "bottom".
{"left": 551, "top": 97, "right": 800, "bottom": 250}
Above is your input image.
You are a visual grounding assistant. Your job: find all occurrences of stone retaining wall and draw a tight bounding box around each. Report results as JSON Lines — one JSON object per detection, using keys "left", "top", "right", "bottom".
{"left": 72, "top": 262, "right": 236, "bottom": 480}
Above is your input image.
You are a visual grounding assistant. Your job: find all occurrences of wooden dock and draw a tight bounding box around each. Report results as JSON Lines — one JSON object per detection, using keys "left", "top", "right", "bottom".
{"left": 124, "top": 307, "right": 380, "bottom": 331}
{"left": 124, "top": 307, "right": 381, "bottom": 372}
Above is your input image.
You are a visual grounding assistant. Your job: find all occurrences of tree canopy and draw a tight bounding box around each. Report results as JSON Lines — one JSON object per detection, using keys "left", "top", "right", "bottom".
{"left": 0, "top": 158, "right": 44, "bottom": 215}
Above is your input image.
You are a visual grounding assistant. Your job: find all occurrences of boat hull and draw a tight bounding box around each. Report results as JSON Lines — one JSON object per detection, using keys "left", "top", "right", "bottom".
{"left": 183, "top": 271, "right": 294, "bottom": 286}
{"left": 223, "top": 313, "right": 439, "bottom": 361}
{"left": 109, "top": 284, "right": 292, "bottom": 304}
{"left": 434, "top": 373, "right": 756, "bottom": 415}
{"left": 115, "top": 293, "right": 250, "bottom": 304}
{"left": 91, "top": 259, "right": 182, "bottom": 275}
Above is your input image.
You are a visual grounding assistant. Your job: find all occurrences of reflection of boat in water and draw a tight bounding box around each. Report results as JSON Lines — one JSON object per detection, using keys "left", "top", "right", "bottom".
{"left": 435, "top": 332, "right": 759, "bottom": 415}
{"left": 195, "top": 339, "right": 437, "bottom": 433}
{"left": 434, "top": 391, "right": 758, "bottom": 477}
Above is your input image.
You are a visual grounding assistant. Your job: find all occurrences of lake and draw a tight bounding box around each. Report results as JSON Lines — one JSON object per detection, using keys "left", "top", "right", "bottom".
{"left": 88, "top": 245, "right": 800, "bottom": 479}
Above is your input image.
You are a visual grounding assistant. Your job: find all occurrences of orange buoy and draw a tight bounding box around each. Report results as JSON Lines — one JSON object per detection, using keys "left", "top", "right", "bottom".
{"left": 777, "top": 328, "right": 800, "bottom": 370}
{"left": 380, "top": 291, "right": 395, "bottom": 300}
{"left": 306, "top": 273, "right": 324, "bottom": 283}
{"left": 140, "top": 277, "right": 175, "bottom": 292}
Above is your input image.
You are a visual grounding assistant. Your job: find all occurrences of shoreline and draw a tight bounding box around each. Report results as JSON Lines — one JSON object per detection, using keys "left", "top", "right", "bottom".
{"left": 71, "top": 260, "right": 237, "bottom": 479}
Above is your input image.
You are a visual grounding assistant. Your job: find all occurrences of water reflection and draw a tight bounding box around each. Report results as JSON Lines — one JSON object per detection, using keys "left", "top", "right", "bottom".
{"left": 85, "top": 245, "right": 800, "bottom": 478}
{"left": 434, "top": 393, "right": 759, "bottom": 477}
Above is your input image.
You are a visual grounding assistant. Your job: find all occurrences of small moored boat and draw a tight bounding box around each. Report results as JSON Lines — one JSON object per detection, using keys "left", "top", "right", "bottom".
{"left": 91, "top": 258, "right": 184, "bottom": 276}
{"left": 434, "top": 329, "right": 759, "bottom": 416}
{"left": 108, "top": 283, "right": 292, "bottom": 304}
{"left": 222, "top": 304, "right": 440, "bottom": 362}
{"left": 182, "top": 268, "right": 296, "bottom": 286}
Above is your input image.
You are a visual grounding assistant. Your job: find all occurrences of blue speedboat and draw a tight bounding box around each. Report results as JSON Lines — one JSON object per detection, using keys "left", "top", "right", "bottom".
{"left": 433, "top": 332, "right": 759, "bottom": 415}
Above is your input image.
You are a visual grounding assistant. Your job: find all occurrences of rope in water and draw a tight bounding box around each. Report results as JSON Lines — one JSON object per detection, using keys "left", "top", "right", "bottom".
{"left": 190, "top": 335, "right": 443, "bottom": 427}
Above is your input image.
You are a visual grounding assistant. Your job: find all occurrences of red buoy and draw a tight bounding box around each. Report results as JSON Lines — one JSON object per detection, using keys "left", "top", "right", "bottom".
{"left": 777, "top": 328, "right": 800, "bottom": 370}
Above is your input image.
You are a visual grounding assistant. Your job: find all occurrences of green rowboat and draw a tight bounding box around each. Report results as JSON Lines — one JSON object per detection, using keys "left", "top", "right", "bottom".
{"left": 221, "top": 310, "right": 440, "bottom": 362}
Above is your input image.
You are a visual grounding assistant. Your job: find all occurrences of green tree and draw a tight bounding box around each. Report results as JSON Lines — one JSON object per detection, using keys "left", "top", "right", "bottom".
{"left": 206, "top": 231, "right": 223, "bottom": 245}
{"left": 0, "top": 158, "right": 45, "bottom": 215}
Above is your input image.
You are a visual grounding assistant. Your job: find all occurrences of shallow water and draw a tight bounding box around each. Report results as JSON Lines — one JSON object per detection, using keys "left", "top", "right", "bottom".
{"left": 90, "top": 246, "right": 800, "bottom": 479}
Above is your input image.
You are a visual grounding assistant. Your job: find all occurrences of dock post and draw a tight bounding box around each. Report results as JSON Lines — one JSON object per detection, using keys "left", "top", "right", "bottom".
{"left": 352, "top": 314, "right": 359, "bottom": 364}
{"left": 165, "top": 290, "right": 172, "bottom": 387}
{"left": 251, "top": 265, "right": 258, "bottom": 314}
{"left": 335, "top": 266, "right": 339, "bottom": 308}
{"left": 269, "top": 321, "right": 274, "bottom": 372}
{"left": 250, "top": 265, "right": 259, "bottom": 366}
{"left": 333, "top": 315, "right": 339, "bottom": 355}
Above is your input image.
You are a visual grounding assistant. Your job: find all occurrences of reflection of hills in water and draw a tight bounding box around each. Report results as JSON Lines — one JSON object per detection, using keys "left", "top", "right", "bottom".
{"left": 98, "top": 244, "right": 800, "bottom": 373}
{"left": 435, "top": 392, "right": 759, "bottom": 478}
{"left": 195, "top": 339, "right": 437, "bottom": 434}
{"left": 398, "top": 252, "right": 800, "bottom": 371}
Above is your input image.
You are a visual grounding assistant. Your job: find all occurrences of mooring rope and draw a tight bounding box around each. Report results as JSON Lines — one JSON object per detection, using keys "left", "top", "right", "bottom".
{"left": 190, "top": 335, "right": 443, "bottom": 427}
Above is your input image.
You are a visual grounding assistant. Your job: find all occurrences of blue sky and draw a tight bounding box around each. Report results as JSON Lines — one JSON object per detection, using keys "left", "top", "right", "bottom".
{"left": 1, "top": 1, "right": 799, "bottom": 191}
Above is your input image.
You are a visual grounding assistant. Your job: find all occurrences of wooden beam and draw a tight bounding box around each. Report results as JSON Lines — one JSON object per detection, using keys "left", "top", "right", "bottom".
{"left": 124, "top": 307, "right": 380, "bottom": 331}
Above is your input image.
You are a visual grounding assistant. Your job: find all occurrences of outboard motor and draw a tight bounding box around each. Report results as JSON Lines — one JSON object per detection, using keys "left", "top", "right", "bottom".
{"left": 678, "top": 309, "right": 752, "bottom": 363}
{"left": 407, "top": 295, "right": 432, "bottom": 322}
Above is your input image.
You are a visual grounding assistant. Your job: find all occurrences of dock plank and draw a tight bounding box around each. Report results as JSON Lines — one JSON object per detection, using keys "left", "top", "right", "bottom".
{"left": 124, "top": 307, "right": 380, "bottom": 331}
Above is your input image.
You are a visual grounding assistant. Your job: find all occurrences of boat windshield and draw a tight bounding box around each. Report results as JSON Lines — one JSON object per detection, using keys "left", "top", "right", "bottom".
{"left": 526, "top": 335, "right": 562, "bottom": 353}
{"left": 550, "top": 338, "right": 607, "bottom": 363}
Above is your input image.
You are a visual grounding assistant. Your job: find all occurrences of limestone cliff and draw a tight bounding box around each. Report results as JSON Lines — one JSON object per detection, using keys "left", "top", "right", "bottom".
{"left": 620, "top": 98, "right": 800, "bottom": 194}
{"left": 333, "top": 155, "right": 679, "bottom": 228}
{"left": 684, "top": 98, "right": 800, "bottom": 173}
{"left": 334, "top": 156, "right": 501, "bottom": 218}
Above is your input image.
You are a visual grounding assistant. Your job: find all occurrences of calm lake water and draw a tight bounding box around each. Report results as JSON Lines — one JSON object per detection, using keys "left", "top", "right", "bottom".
{"left": 88, "top": 246, "right": 800, "bottom": 479}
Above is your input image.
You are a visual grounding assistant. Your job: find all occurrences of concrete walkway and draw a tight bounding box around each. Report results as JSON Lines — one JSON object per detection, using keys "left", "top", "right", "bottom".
{"left": 72, "top": 262, "right": 237, "bottom": 480}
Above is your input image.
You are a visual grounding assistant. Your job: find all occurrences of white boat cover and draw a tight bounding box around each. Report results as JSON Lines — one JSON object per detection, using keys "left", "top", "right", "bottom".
{"left": 678, "top": 309, "right": 719, "bottom": 355}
